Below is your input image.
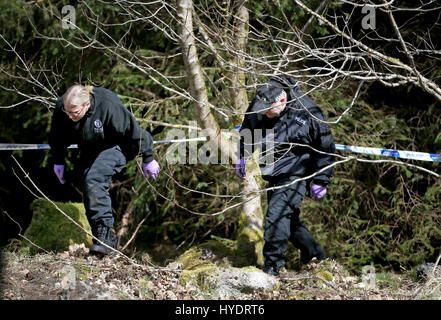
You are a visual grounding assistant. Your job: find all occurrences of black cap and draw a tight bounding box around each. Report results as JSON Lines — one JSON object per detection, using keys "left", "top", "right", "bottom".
{"left": 251, "top": 79, "right": 286, "bottom": 114}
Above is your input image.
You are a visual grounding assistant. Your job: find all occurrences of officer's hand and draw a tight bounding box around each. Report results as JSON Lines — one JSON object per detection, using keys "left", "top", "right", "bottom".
{"left": 310, "top": 184, "right": 326, "bottom": 200}
{"left": 143, "top": 159, "right": 160, "bottom": 180}
{"left": 235, "top": 158, "right": 245, "bottom": 178}
{"left": 53, "top": 164, "right": 66, "bottom": 184}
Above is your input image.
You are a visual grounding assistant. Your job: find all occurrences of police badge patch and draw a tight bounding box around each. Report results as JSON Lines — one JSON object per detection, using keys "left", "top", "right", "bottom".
{"left": 295, "top": 116, "right": 306, "bottom": 126}
{"left": 93, "top": 119, "right": 104, "bottom": 133}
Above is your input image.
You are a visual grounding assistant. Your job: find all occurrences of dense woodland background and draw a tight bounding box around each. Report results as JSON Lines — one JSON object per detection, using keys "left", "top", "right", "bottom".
{"left": 0, "top": 0, "right": 440, "bottom": 273}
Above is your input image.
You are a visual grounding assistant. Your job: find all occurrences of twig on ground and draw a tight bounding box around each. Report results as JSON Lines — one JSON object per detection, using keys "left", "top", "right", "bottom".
{"left": 280, "top": 275, "right": 339, "bottom": 291}
{"left": 2, "top": 210, "right": 50, "bottom": 254}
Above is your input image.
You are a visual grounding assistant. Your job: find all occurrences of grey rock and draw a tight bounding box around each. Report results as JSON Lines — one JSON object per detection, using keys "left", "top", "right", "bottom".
{"left": 207, "top": 268, "right": 279, "bottom": 298}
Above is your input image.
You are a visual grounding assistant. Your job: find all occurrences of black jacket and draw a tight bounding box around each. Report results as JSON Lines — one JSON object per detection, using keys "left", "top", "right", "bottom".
{"left": 239, "top": 77, "right": 335, "bottom": 185}
{"left": 49, "top": 87, "right": 154, "bottom": 165}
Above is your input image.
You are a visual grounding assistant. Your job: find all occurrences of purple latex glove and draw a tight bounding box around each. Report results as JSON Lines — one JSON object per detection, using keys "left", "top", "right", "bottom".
{"left": 310, "top": 184, "right": 327, "bottom": 200}
{"left": 53, "top": 164, "right": 66, "bottom": 184}
{"left": 235, "top": 158, "right": 245, "bottom": 178}
{"left": 143, "top": 159, "right": 160, "bottom": 179}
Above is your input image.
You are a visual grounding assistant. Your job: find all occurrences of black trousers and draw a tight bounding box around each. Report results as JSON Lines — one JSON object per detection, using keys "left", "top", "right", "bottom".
{"left": 263, "top": 176, "right": 324, "bottom": 269}
{"left": 80, "top": 146, "right": 126, "bottom": 230}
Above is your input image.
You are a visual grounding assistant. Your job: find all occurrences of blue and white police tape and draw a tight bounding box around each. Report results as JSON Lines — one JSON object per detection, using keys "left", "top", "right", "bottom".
{"left": 0, "top": 137, "right": 208, "bottom": 151}
{"left": 1, "top": 140, "right": 440, "bottom": 162}
{"left": 0, "top": 144, "right": 78, "bottom": 150}
{"left": 335, "top": 144, "right": 440, "bottom": 162}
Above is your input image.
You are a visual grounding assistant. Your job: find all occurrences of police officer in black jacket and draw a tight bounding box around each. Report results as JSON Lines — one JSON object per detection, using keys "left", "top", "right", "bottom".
{"left": 49, "top": 85, "right": 160, "bottom": 255}
{"left": 236, "top": 76, "right": 335, "bottom": 275}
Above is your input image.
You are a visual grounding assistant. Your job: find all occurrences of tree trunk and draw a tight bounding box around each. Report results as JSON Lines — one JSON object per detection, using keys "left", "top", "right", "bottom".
{"left": 177, "top": 0, "right": 264, "bottom": 267}
{"left": 237, "top": 151, "right": 265, "bottom": 267}
{"left": 227, "top": 2, "right": 264, "bottom": 267}
{"left": 177, "top": 0, "right": 232, "bottom": 159}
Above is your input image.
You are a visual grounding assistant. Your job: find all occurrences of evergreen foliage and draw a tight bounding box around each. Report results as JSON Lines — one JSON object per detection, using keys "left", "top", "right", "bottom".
{"left": 0, "top": 0, "right": 439, "bottom": 272}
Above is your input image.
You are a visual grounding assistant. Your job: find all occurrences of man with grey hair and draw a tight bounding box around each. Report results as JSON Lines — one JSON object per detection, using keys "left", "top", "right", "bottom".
{"left": 49, "top": 85, "right": 160, "bottom": 255}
